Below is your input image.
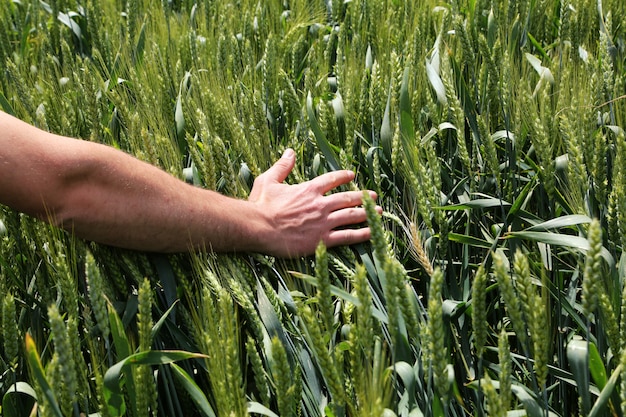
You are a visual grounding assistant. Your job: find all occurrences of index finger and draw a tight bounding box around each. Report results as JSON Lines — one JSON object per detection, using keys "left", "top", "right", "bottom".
{"left": 309, "top": 170, "right": 355, "bottom": 194}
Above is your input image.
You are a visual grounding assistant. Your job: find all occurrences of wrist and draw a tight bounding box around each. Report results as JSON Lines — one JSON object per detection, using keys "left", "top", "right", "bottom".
{"left": 238, "top": 199, "right": 275, "bottom": 254}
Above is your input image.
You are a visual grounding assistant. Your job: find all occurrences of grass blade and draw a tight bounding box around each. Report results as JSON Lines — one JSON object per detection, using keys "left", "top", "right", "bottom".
{"left": 151, "top": 299, "right": 179, "bottom": 340}
{"left": 248, "top": 401, "right": 280, "bottom": 417}
{"left": 524, "top": 215, "right": 592, "bottom": 232}
{"left": 399, "top": 66, "right": 415, "bottom": 169}
{"left": 380, "top": 83, "right": 392, "bottom": 159}
{"left": 439, "top": 198, "right": 512, "bottom": 210}
{"left": 104, "top": 350, "right": 209, "bottom": 413}
{"left": 567, "top": 339, "right": 592, "bottom": 414}
{"left": 511, "top": 384, "right": 553, "bottom": 417}
{"left": 589, "top": 363, "right": 622, "bottom": 417}
{"left": 426, "top": 59, "right": 447, "bottom": 105}
{"left": 24, "top": 334, "right": 63, "bottom": 417}
{"left": 170, "top": 362, "right": 216, "bottom": 417}
{"left": 307, "top": 91, "right": 341, "bottom": 172}
{"left": 505, "top": 231, "right": 615, "bottom": 268}
{"left": 0, "top": 92, "right": 14, "bottom": 115}
{"left": 2, "top": 381, "right": 37, "bottom": 417}
{"left": 448, "top": 232, "right": 493, "bottom": 249}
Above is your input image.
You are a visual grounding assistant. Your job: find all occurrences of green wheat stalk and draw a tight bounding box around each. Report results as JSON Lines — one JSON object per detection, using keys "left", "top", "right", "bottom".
{"left": 2, "top": 292, "right": 19, "bottom": 365}
{"left": 582, "top": 219, "right": 603, "bottom": 320}
{"left": 427, "top": 267, "right": 449, "bottom": 401}
{"left": 472, "top": 264, "right": 488, "bottom": 358}
{"left": 48, "top": 304, "right": 78, "bottom": 415}
{"left": 135, "top": 278, "right": 157, "bottom": 417}
{"left": 316, "top": 241, "right": 335, "bottom": 334}
{"left": 498, "top": 327, "right": 512, "bottom": 410}
{"left": 494, "top": 251, "right": 528, "bottom": 347}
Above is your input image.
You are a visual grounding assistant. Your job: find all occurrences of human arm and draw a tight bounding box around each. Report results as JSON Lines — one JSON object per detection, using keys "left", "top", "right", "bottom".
{"left": 0, "top": 111, "right": 379, "bottom": 257}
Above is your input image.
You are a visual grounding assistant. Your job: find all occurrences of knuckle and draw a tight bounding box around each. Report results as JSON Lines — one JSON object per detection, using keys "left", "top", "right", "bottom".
{"left": 252, "top": 174, "right": 266, "bottom": 186}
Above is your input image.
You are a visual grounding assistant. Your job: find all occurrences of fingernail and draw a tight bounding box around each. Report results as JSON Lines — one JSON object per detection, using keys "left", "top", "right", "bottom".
{"left": 282, "top": 148, "right": 295, "bottom": 159}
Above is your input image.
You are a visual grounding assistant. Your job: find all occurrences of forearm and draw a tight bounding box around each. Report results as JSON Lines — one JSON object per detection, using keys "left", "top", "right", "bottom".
{"left": 51, "top": 142, "right": 269, "bottom": 253}
{"left": 0, "top": 112, "right": 269, "bottom": 253}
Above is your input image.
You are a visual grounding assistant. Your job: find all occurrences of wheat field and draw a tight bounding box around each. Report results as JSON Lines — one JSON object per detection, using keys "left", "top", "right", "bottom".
{"left": 1, "top": 0, "right": 626, "bottom": 416}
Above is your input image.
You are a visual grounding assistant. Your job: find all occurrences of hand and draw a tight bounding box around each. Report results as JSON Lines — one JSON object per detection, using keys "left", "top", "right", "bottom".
{"left": 248, "top": 148, "right": 381, "bottom": 257}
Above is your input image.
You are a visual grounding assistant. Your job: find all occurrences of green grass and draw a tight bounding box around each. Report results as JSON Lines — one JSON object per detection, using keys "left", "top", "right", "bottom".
{"left": 2, "top": 0, "right": 626, "bottom": 415}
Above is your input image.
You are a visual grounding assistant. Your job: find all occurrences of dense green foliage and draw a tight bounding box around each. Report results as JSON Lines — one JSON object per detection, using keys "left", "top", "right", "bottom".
{"left": 2, "top": 0, "right": 626, "bottom": 415}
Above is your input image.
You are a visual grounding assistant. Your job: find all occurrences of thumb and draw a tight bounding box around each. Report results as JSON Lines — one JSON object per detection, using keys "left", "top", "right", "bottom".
{"left": 264, "top": 148, "right": 295, "bottom": 183}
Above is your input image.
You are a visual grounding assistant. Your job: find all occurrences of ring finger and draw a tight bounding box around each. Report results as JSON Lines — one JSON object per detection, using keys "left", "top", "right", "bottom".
{"left": 326, "top": 207, "right": 370, "bottom": 229}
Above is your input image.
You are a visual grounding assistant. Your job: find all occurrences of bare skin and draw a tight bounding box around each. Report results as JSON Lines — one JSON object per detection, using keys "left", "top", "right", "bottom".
{"left": 0, "top": 111, "right": 380, "bottom": 257}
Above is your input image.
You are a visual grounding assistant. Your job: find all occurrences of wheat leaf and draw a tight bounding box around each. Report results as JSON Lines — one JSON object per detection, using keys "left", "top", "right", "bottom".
{"left": 307, "top": 91, "right": 341, "bottom": 171}
{"left": 170, "top": 363, "right": 216, "bottom": 417}
{"left": 24, "top": 334, "right": 63, "bottom": 417}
